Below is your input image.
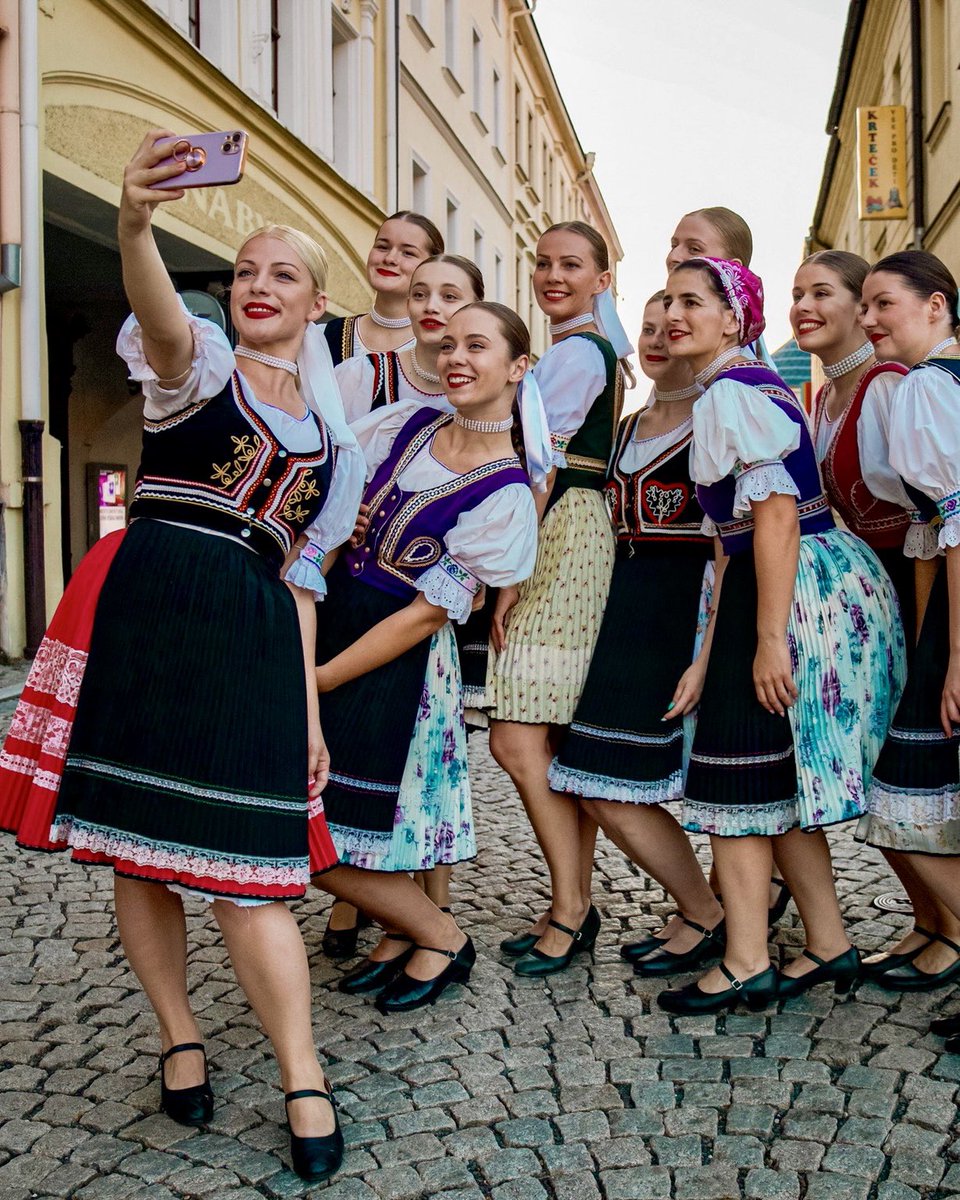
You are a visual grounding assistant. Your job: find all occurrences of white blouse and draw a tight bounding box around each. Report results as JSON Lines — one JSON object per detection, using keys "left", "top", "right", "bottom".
{"left": 334, "top": 351, "right": 453, "bottom": 425}
{"left": 691, "top": 379, "right": 802, "bottom": 520}
{"left": 351, "top": 400, "right": 538, "bottom": 623}
{"left": 346, "top": 317, "right": 415, "bottom": 361}
{"left": 858, "top": 370, "right": 939, "bottom": 558}
{"left": 533, "top": 335, "right": 607, "bottom": 467}
{"left": 888, "top": 361, "right": 960, "bottom": 552}
{"left": 117, "top": 309, "right": 365, "bottom": 598}
{"left": 619, "top": 416, "right": 693, "bottom": 476}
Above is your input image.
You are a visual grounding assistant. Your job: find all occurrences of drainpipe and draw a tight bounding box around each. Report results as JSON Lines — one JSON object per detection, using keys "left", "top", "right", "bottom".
{"left": 0, "top": 1, "right": 22, "bottom": 293}
{"left": 19, "top": 0, "right": 44, "bottom": 656}
{"left": 910, "top": 0, "right": 925, "bottom": 248}
{"left": 385, "top": 0, "right": 397, "bottom": 212}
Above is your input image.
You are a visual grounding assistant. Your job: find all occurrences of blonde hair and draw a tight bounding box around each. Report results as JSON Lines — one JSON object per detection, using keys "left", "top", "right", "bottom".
{"left": 237, "top": 224, "right": 329, "bottom": 293}
{"left": 687, "top": 207, "right": 753, "bottom": 267}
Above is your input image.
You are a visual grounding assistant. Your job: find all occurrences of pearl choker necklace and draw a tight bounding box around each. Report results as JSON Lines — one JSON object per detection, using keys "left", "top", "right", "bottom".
{"left": 453, "top": 412, "right": 514, "bottom": 434}
{"left": 926, "top": 336, "right": 959, "bottom": 359}
{"left": 369, "top": 308, "right": 412, "bottom": 330}
{"left": 549, "top": 312, "right": 593, "bottom": 336}
{"left": 235, "top": 345, "right": 299, "bottom": 376}
{"left": 654, "top": 383, "right": 702, "bottom": 403}
{"left": 822, "top": 341, "right": 874, "bottom": 379}
{"left": 694, "top": 346, "right": 743, "bottom": 386}
{"left": 410, "top": 349, "right": 441, "bottom": 385}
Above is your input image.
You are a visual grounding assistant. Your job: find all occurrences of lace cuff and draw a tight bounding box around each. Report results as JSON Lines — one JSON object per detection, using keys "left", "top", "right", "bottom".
{"left": 903, "top": 514, "right": 942, "bottom": 560}
{"left": 700, "top": 515, "right": 719, "bottom": 537}
{"left": 551, "top": 431, "right": 570, "bottom": 470}
{"left": 416, "top": 554, "right": 481, "bottom": 624}
{"left": 732, "top": 460, "right": 800, "bottom": 517}
{"left": 939, "top": 516, "right": 960, "bottom": 552}
{"left": 117, "top": 309, "right": 222, "bottom": 385}
{"left": 283, "top": 540, "right": 327, "bottom": 601}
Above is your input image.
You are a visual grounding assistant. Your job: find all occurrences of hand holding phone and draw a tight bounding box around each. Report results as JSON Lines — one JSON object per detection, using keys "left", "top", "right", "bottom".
{"left": 147, "top": 131, "right": 249, "bottom": 190}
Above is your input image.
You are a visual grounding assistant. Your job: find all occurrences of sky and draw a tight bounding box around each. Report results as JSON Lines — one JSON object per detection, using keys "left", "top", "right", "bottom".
{"left": 533, "top": 0, "right": 850, "bottom": 353}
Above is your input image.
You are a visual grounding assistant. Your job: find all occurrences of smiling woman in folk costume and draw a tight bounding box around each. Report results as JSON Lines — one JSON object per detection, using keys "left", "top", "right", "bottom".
{"left": 549, "top": 290, "right": 725, "bottom": 977}
{"left": 856, "top": 251, "right": 960, "bottom": 1006}
{"left": 789, "top": 250, "right": 960, "bottom": 987}
{"left": 322, "top": 211, "right": 444, "bottom": 366}
{"left": 312, "top": 302, "right": 546, "bottom": 1013}
{"left": 486, "top": 221, "right": 632, "bottom": 976}
{"left": 0, "top": 132, "right": 374, "bottom": 1183}
{"left": 653, "top": 257, "right": 905, "bottom": 1016}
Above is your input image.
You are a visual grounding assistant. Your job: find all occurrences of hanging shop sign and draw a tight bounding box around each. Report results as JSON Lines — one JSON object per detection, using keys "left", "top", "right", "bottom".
{"left": 856, "top": 105, "right": 908, "bottom": 220}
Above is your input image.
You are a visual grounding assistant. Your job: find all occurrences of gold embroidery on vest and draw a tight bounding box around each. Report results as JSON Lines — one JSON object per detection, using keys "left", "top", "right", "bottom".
{"left": 281, "top": 470, "right": 321, "bottom": 522}
{"left": 211, "top": 434, "right": 262, "bottom": 487}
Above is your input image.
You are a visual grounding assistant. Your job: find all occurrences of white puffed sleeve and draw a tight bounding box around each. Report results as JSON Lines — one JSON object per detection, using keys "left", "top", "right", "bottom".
{"left": 350, "top": 399, "right": 426, "bottom": 480}
{"left": 416, "top": 484, "right": 538, "bottom": 623}
{"left": 533, "top": 337, "right": 607, "bottom": 467}
{"left": 334, "top": 354, "right": 379, "bottom": 425}
{"left": 691, "top": 379, "right": 801, "bottom": 516}
{"left": 889, "top": 363, "right": 960, "bottom": 552}
{"left": 116, "top": 300, "right": 234, "bottom": 419}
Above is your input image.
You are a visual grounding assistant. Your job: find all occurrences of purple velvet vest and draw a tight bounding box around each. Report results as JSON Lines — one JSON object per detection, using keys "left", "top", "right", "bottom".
{"left": 344, "top": 406, "right": 530, "bottom": 598}
{"left": 696, "top": 362, "right": 834, "bottom": 557}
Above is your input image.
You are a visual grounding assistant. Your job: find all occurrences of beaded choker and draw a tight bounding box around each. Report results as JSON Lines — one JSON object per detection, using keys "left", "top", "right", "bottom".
{"left": 926, "top": 336, "right": 959, "bottom": 359}
{"left": 654, "top": 383, "right": 702, "bottom": 403}
{"left": 410, "top": 349, "right": 441, "bottom": 385}
{"left": 822, "top": 341, "right": 874, "bottom": 379}
{"left": 549, "top": 312, "right": 593, "bottom": 336}
{"left": 453, "top": 412, "right": 514, "bottom": 434}
{"left": 235, "top": 345, "right": 299, "bottom": 376}
{"left": 694, "top": 346, "right": 743, "bottom": 387}
{"left": 369, "top": 308, "right": 412, "bottom": 330}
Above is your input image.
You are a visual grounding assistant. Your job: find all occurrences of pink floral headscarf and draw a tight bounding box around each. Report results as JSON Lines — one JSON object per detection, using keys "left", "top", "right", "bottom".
{"left": 687, "top": 256, "right": 766, "bottom": 347}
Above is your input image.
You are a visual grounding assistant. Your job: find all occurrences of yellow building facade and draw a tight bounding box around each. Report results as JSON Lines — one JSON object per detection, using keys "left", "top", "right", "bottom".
{"left": 809, "top": 0, "right": 960, "bottom": 272}
{"left": 0, "top": 0, "right": 621, "bottom": 658}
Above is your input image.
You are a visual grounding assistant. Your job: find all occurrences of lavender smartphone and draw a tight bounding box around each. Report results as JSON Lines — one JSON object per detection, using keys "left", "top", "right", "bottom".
{"left": 148, "top": 130, "right": 249, "bottom": 189}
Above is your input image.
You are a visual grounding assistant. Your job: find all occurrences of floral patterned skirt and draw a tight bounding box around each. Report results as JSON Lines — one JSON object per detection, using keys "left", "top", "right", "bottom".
{"left": 485, "top": 487, "right": 615, "bottom": 726}
{"left": 682, "top": 529, "right": 906, "bottom": 837}
{"left": 857, "top": 561, "right": 960, "bottom": 854}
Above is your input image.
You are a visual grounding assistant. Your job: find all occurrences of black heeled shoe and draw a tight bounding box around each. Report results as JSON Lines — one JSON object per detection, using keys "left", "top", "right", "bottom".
{"left": 777, "top": 946, "right": 861, "bottom": 999}
{"left": 930, "top": 1012, "right": 960, "bottom": 1038}
{"left": 375, "top": 937, "right": 476, "bottom": 1013}
{"left": 768, "top": 878, "right": 792, "bottom": 926}
{"left": 512, "top": 906, "right": 601, "bottom": 978}
{"left": 634, "top": 918, "right": 726, "bottom": 978}
{"left": 620, "top": 931, "right": 670, "bottom": 964}
{"left": 861, "top": 925, "right": 934, "bottom": 978}
{"left": 657, "top": 963, "right": 780, "bottom": 1015}
{"left": 501, "top": 917, "right": 547, "bottom": 958}
{"left": 322, "top": 907, "right": 371, "bottom": 960}
{"left": 285, "top": 1085, "right": 343, "bottom": 1183}
{"left": 337, "top": 935, "right": 414, "bottom": 995}
{"left": 875, "top": 933, "right": 960, "bottom": 991}
{"left": 159, "top": 1042, "right": 214, "bottom": 1127}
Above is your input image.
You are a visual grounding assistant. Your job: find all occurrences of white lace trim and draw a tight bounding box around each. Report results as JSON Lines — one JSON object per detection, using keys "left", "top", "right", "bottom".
{"left": 548, "top": 760, "right": 684, "bottom": 805}
{"left": 327, "top": 820, "right": 393, "bottom": 857}
{"left": 732, "top": 461, "right": 800, "bottom": 517}
{"left": 866, "top": 780, "right": 959, "bottom": 825}
{"left": 939, "top": 514, "right": 960, "bottom": 551}
{"left": 416, "top": 555, "right": 481, "bottom": 625}
{"left": 7, "top": 702, "right": 72, "bottom": 758}
{"left": 25, "top": 638, "right": 87, "bottom": 706}
{"left": 681, "top": 797, "right": 801, "bottom": 837}
{"left": 904, "top": 519, "right": 943, "bottom": 560}
{"left": 117, "top": 308, "right": 220, "bottom": 386}
{"left": 283, "top": 546, "right": 328, "bottom": 601}
{"left": 0, "top": 751, "right": 61, "bottom": 790}
{"left": 700, "top": 515, "right": 719, "bottom": 537}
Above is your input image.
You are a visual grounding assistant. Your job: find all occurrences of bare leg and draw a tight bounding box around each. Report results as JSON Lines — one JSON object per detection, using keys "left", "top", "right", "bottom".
{"left": 578, "top": 807, "right": 598, "bottom": 904}
{"left": 582, "top": 799, "right": 723, "bottom": 953}
{"left": 320, "top": 865, "right": 466, "bottom": 981}
{"left": 895, "top": 855, "right": 960, "bottom": 971}
{"left": 325, "top": 900, "right": 359, "bottom": 932}
{"left": 863, "top": 850, "right": 942, "bottom": 967}
{"left": 213, "top": 900, "right": 332, "bottom": 1138}
{"left": 421, "top": 866, "right": 453, "bottom": 910}
{"left": 114, "top": 877, "right": 203, "bottom": 1090}
{"left": 773, "top": 828, "right": 851, "bottom": 977}
{"left": 489, "top": 720, "right": 589, "bottom": 955}
{"left": 696, "top": 835, "right": 772, "bottom": 992}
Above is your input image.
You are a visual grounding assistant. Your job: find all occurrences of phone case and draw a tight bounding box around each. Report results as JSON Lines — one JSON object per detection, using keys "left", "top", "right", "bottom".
{"left": 148, "top": 131, "right": 249, "bottom": 190}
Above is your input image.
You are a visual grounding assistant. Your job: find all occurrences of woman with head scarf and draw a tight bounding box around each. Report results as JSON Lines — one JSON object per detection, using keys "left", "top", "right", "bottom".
{"left": 655, "top": 257, "right": 906, "bottom": 1015}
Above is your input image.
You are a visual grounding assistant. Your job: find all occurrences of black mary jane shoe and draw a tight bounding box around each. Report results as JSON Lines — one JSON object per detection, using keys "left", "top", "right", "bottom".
{"left": 768, "top": 878, "right": 792, "bottom": 926}
{"left": 322, "top": 908, "right": 372, "bottom": 961}
{"left": 634, "top": 918, "right": 726, "bottom": 978}
{"left": 501, "top": 921, "right": 546, "bottom": 958}
{"left": 930, "top": 1011, "right": 960, "bottom": 1038}
{"left": 512, "top": 906, "right": 601, "bottom": 978}
{"left": 337, "top": 935, "right": 414, "bottom": 995}
{"left": 159, "top": 1042, "right": 214, "bottom": 1127}
{"left": 620, "top": 928, "right": 672, "bottom": 964}
{"left": 876, "top": 933, "right": 960, "bottom": 992}
{"left": 375, "top": 937, "right": 476, "bottom": 1014}
{"left": 777, "top": 946, "right": 861, "bottom": 999}
{"left": 861, "top": 925, "right": 934, "bottom": 979}
{"left": 285, "top": 1084, "right": 344, "bottom": 1183}
{"left": 657, "top": 963, "right": 780, "bottom": 1015}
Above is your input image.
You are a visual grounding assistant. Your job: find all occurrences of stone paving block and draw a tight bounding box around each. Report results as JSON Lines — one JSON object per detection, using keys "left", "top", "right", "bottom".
{"left": 554, "top": 1111, "right": 609, "bottom": 1143}
{"left": 663, "top": 1106, "right": 718, "bottom": 1138}
{"left": 769, "top": 1139, "right": 826, "bottom": 1171}
{"left": 496, "top": 1118, "right": 554, "bottom": 1149}
{"left": 837, "top": 1116, "right": 891, "bottom": 1145}
{"left": 940, "top": 1164, "right": 960, "bottom": 1193}
{"left": 649, "top": 1134, "right": 701, "bottom": 1166}
{"left": 591, "top": 1136, "right": 651, "bottom": 1170}
{"left": 442, "top": 1126, "right": 500, "bottom": 1163}
{"left": 838, "top": 1065, "right": 900, "bottom": 1091}
{"left": 365, "top": 1164, "right": 423, "bottom": 1200}
{"left": 539, "top": 1143, "right": 593, "bottom": 1176}
{"left": 600, "top": 1166, "right": 672, "bottom": 1200}
{"left": 804, "top": 1174, "right": 871, "bottom": 1200}
{"left": 883, "top": 1122, "right": 946, "bottom": 1155}
{"left": 745, "top": 1167, "right": 801, "bottom": 1199}
{"left": 725, "top": 1103, "right": 776, "bottom": 1137}
{"left": 502, "top": 1089, "right": 558, "bottom": 1119}
{"left": 418, "top": 1156, "right": 477, "bottom": 1192}
{"left": 388, "top": 1108, "right": 456, "bottom": 1138}
{"left": 845, "top": 1090, "right": 896, "bottom": 1119}
{"left": 781, "top": 1112, "right": 839, "bottom": 1142}
{"left": 728, "top": 1058, "right": 779, "bottom": 1079}
{"left": 371, "top": 1133, "right": 445, "bottom": 1167}
{"left": 876, "top": 1184, "right": 921, "bottom": 1200}
{"left": 886, "top": 1151, "right": 946, "bottom": 1188}
{"left": 550, "top": 1170, "right": 601, "bottom": 1200}
{"left": 482, "top": 1149, "right": 542, "bottom": 1186}
{"left": 713, "top": 1133, "right": 765, "bottom": 1166}
{"left": 822, "top": 1143, "right": 886, "bottom": 1179}
{"left": 489, "top": 1180, "right": 549, "bottom": 1200}
{"left": 449, "top": 1096, "right": 508, "bottom": 1128}
{"left": 673, "top": 1166, "right": 741, "bottom": 1200}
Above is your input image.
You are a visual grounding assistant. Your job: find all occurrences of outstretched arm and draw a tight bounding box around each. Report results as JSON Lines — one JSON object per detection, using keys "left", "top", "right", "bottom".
{"left": 316, "top": 593, "right": 449, "bottom": 692}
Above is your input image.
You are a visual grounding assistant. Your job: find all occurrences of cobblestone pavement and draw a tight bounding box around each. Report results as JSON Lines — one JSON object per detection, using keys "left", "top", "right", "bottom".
{"left": 2, "top": 663, "right": 960, "bottom": 1200}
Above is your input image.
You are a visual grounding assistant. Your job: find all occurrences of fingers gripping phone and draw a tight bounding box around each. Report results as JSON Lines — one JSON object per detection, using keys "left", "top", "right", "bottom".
{"left": 149, "top": 130, "right": 249, "bottom": 189}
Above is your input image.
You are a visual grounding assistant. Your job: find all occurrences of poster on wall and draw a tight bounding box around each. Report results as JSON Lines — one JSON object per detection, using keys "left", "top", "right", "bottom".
{"left": 856, "top": 105, "right": 909, "bottom": 220}
{"left": 86, "top": 464, "right": 127, "bottom": 547}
